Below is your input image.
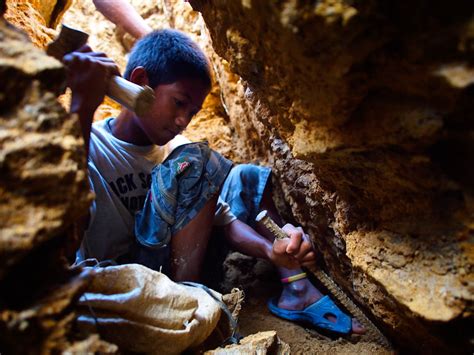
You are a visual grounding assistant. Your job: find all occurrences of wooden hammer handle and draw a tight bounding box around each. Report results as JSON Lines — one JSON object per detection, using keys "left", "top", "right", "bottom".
{"left": 108, "top": 76, "right": 155, "bottom": 116}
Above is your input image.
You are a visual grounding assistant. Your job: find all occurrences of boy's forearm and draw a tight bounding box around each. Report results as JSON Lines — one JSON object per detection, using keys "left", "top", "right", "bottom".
{"left": 64, "top": 49, "right": 119, "bottom": 157}
{"left": 223, "top": 220, "right": 273, "bottom": 261}
{"left": 70, "top": 99, "right": 95, "bottom": 156}
{"left": 93, "top": 0, "right": 152, "bottom": 39}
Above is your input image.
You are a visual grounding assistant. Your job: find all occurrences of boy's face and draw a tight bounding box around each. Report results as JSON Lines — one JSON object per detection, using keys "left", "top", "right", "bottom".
{"left": 136, "top": 77, "right": 209, "bottom": 146}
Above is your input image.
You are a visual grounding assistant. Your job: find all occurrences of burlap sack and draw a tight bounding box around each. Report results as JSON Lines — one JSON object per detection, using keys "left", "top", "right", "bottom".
{"left": 76, "top": 264, "right": 222, "bottom": 354}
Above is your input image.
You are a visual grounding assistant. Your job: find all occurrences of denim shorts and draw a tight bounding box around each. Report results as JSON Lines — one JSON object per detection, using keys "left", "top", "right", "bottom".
{"left": 134, "top": 142, "right": 232, "bottom": 249}
{"left": 219, "top": 164, "right": 271, "bottom": 227}
{"left": 130, "top": 143, "right": 271, "bottom": 272}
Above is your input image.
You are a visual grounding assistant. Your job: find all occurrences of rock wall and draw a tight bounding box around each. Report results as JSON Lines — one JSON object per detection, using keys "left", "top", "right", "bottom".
{"left": 0, "top": 7, "right": 115, "bottom": 354}
{"left": 3, "top": 0, "right": 72, "bottom": 48}
{"left": 189, "top": 0, "right": 474, "bottom": 352}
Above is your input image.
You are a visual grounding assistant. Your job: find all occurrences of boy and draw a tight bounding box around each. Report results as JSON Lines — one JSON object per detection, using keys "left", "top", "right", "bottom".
{"left": 66, "top": 29, "right": 363, "bottom": 335}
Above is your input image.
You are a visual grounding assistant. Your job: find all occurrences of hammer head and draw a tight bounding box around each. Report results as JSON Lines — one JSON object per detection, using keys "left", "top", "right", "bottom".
{"left": 47, "top": 24, "right": 89, "bottom": 60}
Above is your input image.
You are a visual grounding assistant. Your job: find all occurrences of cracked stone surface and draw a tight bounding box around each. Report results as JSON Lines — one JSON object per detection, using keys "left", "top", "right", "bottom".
{"left": 0, "top": 11, "right": 114, "bottom": 353}
{"left": 190, "top": 0, "right": 474, "bottom": 352}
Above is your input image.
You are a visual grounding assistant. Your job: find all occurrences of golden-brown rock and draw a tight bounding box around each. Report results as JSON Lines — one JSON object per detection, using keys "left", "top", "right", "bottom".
{"left": 190, "top": 0, "right": 474, "bottom": 352}
{"left": 4, "top": 0, "right": 58, "bottom": 48}
{"left": 0, "top": 13, "right": 111, "bottom": 354}
{"left": 0, "top": 16, "right": 91, "bottom": 278}
{"left": 205, "top": 330, "right": 290, "bottom": 355}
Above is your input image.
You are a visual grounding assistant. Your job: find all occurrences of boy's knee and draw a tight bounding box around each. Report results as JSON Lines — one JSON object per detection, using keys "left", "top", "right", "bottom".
{"left": 139, "top": 142, "right": 232, "bottom": 240}
{"left": 224, "top": 164, "right": 271, "bottom": 190}
{"left": 227, "top": 164, "right": 257, "bottom": 183}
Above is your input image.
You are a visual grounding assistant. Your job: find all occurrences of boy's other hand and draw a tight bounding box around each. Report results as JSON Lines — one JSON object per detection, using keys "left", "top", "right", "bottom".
{"left": 271, "top": 224, "right": 316, "bottom": 269}
{"left": 63, "top": 45, "right": 120, "bottom": 116}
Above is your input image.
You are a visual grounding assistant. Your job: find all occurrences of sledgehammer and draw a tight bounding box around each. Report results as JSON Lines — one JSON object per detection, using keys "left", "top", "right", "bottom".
{"left": 47, "top": 24, "right": 155, "bottom": 116}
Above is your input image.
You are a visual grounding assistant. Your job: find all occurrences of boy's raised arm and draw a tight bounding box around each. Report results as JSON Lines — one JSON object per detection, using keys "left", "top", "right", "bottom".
{"left": 63, "top": 45, "right": 120, "bottom": 155}
{"left": 93, "top": 0, "right": 152, "bottom": 39}
{"left": 62, "top": 45, "right": 119, "bottom": 261}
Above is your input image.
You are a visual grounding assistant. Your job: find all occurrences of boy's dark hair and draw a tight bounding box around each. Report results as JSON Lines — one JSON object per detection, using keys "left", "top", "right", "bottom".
{"left": 124, "top": 29, "right": 212, "bottom": 89}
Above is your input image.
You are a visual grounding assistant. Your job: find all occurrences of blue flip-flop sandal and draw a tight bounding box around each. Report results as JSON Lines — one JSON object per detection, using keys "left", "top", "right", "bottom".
{"left": 267, "top": 295, "right": 352, "bottom": 334}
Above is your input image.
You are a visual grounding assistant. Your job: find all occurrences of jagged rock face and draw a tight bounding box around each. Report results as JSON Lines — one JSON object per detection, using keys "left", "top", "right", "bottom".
{"left": 205, "top": 330, "right": 290, "bottom": 354}
{"left": 190, "top": 0, "right": 474, "bottom": 352}
{"left": 3, "top": 0, "right": 72, "bottom": 48}
{"left": 0, "top": 15, "right": 115, "bottom": 354}
{"left": 0, "top": 18, "right": 89, "bottom": 281}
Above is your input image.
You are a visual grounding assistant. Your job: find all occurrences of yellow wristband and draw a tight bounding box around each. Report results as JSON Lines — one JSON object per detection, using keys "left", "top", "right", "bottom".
{"left": 281, "top": 272, "right": 307, "bottom": 283}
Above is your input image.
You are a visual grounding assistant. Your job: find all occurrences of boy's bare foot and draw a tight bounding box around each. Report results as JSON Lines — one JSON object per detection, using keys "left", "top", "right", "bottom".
{"left": 277, "top": 277, "right": 366, "bottom": 335}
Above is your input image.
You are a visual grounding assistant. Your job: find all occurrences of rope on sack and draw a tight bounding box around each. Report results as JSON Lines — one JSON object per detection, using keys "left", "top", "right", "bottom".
{"left": 72, "top": 258, "right": 118, "bottom": 334}
{"left": 180, "top": 281, "right": 242, "bottom": 346}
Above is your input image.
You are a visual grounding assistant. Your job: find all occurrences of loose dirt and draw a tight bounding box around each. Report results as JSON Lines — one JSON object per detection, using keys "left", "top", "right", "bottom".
{"left": 218, "top": 252, "right": 394, "bottom": 354}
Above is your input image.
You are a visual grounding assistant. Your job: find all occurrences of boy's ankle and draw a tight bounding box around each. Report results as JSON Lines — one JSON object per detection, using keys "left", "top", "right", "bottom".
{"left": 282, "top": 278, "right": 311, "bottom": 296}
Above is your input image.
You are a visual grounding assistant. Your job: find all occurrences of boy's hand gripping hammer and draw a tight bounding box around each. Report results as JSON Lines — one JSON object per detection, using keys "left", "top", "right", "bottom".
{"left": 255, "top": 210, "right": 390, "bottom": 347}
{"left": 47, "top": 24, "right": 155, "bottom": 116}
